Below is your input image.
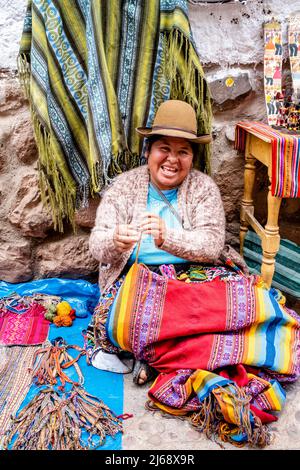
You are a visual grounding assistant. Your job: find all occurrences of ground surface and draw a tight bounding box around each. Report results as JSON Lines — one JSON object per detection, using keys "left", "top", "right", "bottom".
{"left": 122, "top": 373, "right": 300, "bottom": 451}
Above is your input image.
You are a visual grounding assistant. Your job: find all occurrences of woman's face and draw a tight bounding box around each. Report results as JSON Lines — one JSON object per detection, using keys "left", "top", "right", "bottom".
{"left": 146, "top": 136, "right": 194, "bottom": 190}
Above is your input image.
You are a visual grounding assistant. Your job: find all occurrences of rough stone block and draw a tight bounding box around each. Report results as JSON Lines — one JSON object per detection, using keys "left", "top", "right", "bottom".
{"left": 9, "top": 173, "right": 54, "bottom": 238}
{"left": 75, "top": 197, "right": 100, "bottom": 228}
{"left": 0, "top": 239, "right": 32, "bottom": 282}
{"left": 35, "top": 233, "right": 98, "bottom": 278}
{"left": 0, "top": 78, "right": 26, "bottom": 113}
{"left": 209, "top": 72, "right": 252, "bottom": 106}
{"left": 10, "top": 112, "right": 38, "bottom": 164}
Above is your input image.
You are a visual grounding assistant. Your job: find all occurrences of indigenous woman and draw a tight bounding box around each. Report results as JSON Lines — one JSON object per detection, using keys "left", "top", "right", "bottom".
{"left": 88, "top": 100, "right": 300, "bottom": 446}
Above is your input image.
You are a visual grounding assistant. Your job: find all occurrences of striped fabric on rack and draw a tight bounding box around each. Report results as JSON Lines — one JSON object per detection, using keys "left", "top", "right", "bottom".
{"left": 235, "top": 121, "right": 300, "bottom": 198}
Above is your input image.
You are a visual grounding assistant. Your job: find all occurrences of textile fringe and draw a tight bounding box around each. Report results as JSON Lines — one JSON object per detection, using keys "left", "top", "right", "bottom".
{"left": 92, "top": 298, "right": 120, "bottom": 355}
{"left": 190, "top": 386, "right": 271, "bottom": 448}
{"left": 163, "top": 29, "right": 212, "bottom": 174}
{"left": 146, "top": 383, "right": 272, "bottom": 449}
{"left": 17, "top": 53, "right": 30, "bottom": 99}
{"left": 35, "top": 119, "right": 77, "bottom": 232}
{"left": 2, "top": 386, "right": 123, "bottom": 450}
{"left": 18, "top": 53, "right": 77, "bottom": 232}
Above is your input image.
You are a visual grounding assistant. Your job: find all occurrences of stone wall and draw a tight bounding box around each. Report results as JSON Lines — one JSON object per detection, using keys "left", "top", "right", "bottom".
{"left": 0, "top": 0, "right": 300, "bottom": 283}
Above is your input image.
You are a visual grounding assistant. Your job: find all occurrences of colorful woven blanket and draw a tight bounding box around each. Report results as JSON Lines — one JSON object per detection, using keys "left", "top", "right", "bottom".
{"left": 19, "top": 0, "right": 212, "bottom": 231}
{"left": 106, "top": 263, "right": 300, "bottom": 446}
{"left": 235, "top": 121, "right": 300, "bottom": 198}
{"left": 0, "top": 298, "right": 49, "bottom": 345}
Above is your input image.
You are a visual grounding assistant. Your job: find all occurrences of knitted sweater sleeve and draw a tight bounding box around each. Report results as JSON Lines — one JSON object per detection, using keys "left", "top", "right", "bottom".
{"left": 89, "top": 182, "right": 128, "bottom": 265}
{"left": 159, "top": 177, "right": 226, "bottom": 263}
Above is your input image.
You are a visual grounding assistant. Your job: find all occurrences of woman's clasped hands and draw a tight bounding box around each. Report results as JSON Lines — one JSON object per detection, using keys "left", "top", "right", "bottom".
{"left": 113, "top": 212, "right": 166, "bottom": 253}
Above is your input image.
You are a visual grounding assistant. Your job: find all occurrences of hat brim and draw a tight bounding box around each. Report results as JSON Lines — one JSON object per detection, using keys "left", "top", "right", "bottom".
{"left": 136, "top": 127, "right": 212, "bottom": 144}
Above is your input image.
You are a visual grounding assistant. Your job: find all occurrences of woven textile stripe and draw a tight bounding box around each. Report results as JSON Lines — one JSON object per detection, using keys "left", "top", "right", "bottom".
{"left": 19, "top": 0, "right": 212, "bottom": 230}
{"left": 0, "top": 345, "right": 38, "bottom": 445}
{"left": 0, "top": 303, "right": 49, "bottom": 345}
{"left": 106, "top": 263, "right": 300, "bottom": 441}
{"left": 244, "top": 230, "right": 300, "bottom": 299}
{"left": 235, "top": 121, "right": 300, "bottom": 198}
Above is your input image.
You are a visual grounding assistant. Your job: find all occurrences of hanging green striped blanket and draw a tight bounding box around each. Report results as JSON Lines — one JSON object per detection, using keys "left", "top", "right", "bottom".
{"left": 19, "top": 0, "right": 212, "bottom": 231}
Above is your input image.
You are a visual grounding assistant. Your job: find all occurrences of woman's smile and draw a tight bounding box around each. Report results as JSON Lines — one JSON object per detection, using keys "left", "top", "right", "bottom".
{"left": 160, "top": 165, "right": 179, "bottom": 176}
{"left": 147, "top": 136, "right": 193, "bottom": 190}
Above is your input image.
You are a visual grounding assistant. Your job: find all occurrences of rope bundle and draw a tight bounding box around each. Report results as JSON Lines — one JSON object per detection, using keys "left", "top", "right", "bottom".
{"left": 32, "top": 340, "right": 86, "bottom": 388}
{"left": 3, "top": 338, "right": 123, "bottom": 450}
{"left": 2, "top": 387, "right": 122, "bottom": 450}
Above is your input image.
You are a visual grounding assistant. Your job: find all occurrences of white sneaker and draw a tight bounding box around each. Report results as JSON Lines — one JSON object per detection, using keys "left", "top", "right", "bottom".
{"left": 91, "top": 349, "right": 132, "bottom": 374}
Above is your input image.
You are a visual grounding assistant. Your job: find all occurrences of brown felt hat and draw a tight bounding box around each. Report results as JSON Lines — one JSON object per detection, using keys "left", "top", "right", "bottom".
{"left": 136, "top": 100, "right": 212, "bottom": 144}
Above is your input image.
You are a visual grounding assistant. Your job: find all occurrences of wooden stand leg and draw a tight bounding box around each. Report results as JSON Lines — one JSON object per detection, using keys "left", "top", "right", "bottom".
{"left": 240, "top": 139, "right": 256, "bottom": 256}
{"left": 261, "top": 183, "right": 282, "bottom": 287}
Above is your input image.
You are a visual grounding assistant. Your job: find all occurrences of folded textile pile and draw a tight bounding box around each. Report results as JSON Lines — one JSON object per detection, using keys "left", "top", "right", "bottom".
{"left": 102, "top": 262, "right": 300, "bottom": 447}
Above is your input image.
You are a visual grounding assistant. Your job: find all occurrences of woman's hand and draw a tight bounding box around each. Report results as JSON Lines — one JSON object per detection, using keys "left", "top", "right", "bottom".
{"left": 113, "top": 224, "right": 140, "bottom": 253}
{"left": 140, "top": 213, "right": 166, "bottom": 247}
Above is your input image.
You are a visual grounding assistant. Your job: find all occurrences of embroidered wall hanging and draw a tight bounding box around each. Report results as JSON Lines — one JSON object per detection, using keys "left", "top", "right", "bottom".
{"left": 288, "top": 14, "right": 300, "bottom": 101}
{"left": 19, "top": 0, "right": 212, "bottom": 232}
{"left": 263, "top": 21, "right": 283, "bottom": 126}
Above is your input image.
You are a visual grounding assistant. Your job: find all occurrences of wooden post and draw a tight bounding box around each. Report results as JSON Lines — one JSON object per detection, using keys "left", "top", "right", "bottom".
{"left": 240, "top": 135, "right": 256, "bottom": 256}
{"left": 261, "top": 177, "right": 282, "bottom": 287}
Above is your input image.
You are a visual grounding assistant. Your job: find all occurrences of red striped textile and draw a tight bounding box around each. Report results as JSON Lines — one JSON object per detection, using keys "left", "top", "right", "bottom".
{"left": 0, "top": 303, "right": 49, "bottom": 345}
{"left": 235, "top": 121, "right": 300, "bottom": 198}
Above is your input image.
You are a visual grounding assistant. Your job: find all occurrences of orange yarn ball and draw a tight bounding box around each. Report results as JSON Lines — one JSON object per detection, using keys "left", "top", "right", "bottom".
{"left": 53, "top": 315, "right": 73, "bottom": 327}
{"left": 61, "top": 316, "right": 73, "bottom": 327}
{"left": 53, "top": 316, "right": 63, "bottom": 327}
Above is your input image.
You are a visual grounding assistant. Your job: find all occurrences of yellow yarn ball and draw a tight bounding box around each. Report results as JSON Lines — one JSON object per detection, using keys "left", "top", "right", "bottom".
{"left": 56, "top": 301, "right": 72, "bottom": 317}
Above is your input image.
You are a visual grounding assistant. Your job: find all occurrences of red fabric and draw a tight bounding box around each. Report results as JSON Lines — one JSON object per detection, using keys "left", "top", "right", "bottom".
{"left": 0, "top": 303, "right": 49, "bottom": 345}
{"left": 250, "top": 405, "right": 278, "bottom": 423}
{"left": 152, "top": 279, "right": 227, "bottom": 372}
{"left": 219, "top": 364, "right": 249, "bottom": 387}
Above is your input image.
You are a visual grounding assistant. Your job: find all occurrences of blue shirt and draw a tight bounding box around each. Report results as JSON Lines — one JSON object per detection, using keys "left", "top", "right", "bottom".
{"left": 128, "top": 183, "right": 189, "bottom": 266}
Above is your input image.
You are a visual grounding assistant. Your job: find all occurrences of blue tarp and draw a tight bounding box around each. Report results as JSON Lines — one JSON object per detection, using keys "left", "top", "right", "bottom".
{"left": 0, "top": 278, "right": 123, "bottom": 450}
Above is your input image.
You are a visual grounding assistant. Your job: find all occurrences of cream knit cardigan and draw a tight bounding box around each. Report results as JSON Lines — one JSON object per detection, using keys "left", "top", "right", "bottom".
{"left": 89, "top": 165, "right": 247, "bottom": 293}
